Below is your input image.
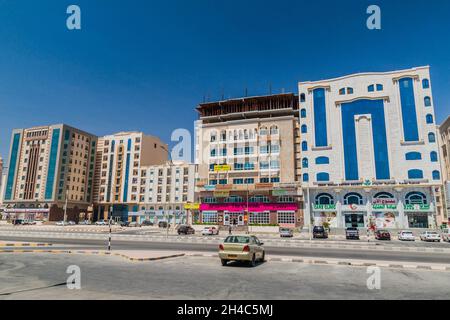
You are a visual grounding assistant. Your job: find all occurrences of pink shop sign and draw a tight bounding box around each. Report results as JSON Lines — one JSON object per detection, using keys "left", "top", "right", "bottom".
{"left": 200, "top": 203, "right": 298, "bottom": 212}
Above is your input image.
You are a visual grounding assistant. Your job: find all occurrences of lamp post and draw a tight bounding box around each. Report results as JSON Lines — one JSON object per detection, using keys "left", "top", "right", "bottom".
{"left": 108, "top": 205, "right": 112, "bottom": 251}
{"left": 160, "top": 145, "right": 173, "bottom": 238}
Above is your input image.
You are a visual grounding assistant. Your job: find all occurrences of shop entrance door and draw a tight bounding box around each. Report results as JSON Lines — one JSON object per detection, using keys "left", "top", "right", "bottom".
{"left": 345, "top": 213, "right": 365, "bottom": 228}
{"left": 224, "top": 212, "right": 244, "bottom": 226}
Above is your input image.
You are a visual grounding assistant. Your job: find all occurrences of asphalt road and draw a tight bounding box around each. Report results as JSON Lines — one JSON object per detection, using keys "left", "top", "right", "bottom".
{"left": 2, "top": 235, "right": 450, "bottom": 264}
{"left": 0, "top": 253, "right": 449, "bottom": 299}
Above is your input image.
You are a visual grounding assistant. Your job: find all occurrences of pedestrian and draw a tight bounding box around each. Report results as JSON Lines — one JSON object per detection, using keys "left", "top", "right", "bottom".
{"left": 228, "top": 225, "right": 232, "bottom": 235}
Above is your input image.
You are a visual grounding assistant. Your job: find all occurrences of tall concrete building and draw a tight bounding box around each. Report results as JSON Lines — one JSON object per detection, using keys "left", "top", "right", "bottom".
{"left": 195, "top": 93, "right": 303, "bottom": 229}
{"left": 299, "top": 66, "right": 444, "bottom": 230}
{"left": 93, "top": 131, "right": 168, "bottom": 221}
{"left": 2, "top": 124, "right": 97, "bottom": 221}
{"left": 438, "top": 116, "right": 450, "bottom": 224}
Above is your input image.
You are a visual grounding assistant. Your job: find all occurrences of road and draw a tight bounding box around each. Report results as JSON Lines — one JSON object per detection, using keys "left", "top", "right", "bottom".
{"left": 2, "top": 235, "right": 450, "bottom": 264}
{"left": 0, "top": 253, "right": 449, "bottom": 299}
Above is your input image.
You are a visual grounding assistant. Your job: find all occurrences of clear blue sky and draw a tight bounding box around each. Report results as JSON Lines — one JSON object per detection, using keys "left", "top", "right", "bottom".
{"left": 0, "top": 0, "right": 449, "bottom": 160}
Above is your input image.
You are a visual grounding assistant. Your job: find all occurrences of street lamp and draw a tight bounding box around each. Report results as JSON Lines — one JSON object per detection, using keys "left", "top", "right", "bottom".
{"left": 160, "top": 145, "right": 174, "bottom": 238}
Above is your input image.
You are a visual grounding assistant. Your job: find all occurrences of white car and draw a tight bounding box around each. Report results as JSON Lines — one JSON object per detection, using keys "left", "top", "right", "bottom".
{"left": 201, "top": 226, "right": 219, "bottom": 236}
{"left": 419, "top": 231, "right": 441, "bottom": 242}
{"left": 95, "top": 220, "right": 108, "bottom": 226}
{"left": 441, "top": 228, "right": 450, "bottom": 242}
{"left": 55, "top": 221, "right": 68, "bottom": 226}
{"left": 398, "top": 230, "right": 415, "bottom": 241}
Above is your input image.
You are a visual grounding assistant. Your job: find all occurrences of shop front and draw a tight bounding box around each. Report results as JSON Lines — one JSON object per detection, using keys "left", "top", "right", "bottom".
{"left": 3, "top": 208, "right": 50, "bottom": 222}
{"left": 312, "top": 204, "right": 338, "bottom": 228}
{"left": 371, "top": 199, "right": 400, "bottom": 229}
{"left": 404, "top": 204, "right": 434, "bottom": 228}
{"left": 341, "top": 205, "right": 367, "bottom": 228}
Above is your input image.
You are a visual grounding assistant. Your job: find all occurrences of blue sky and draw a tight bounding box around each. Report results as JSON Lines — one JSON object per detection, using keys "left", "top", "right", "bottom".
{"left": 0, "top": 0, "right": 449, "bottom": 160}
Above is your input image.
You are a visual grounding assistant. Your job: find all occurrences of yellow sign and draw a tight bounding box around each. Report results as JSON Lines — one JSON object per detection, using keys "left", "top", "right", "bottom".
{"left": 214, "top": 164, "right": 231, "bottom": 172}
{"left": 184, "top": 203, "right": 200, "bottom": 210}
{"left": 213, "top": 191, "right": 230, "bottom": 198}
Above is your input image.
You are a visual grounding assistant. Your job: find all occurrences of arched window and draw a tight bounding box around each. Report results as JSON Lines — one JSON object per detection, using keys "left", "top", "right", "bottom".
{"left": 315, "top": 156, "right": 330, "bottom": 165}
{"left": 432, "top": 170, "right": 440, "bottom": 180}
{"left": 301, "top": 124, "right": 307, "bottom": 133}
{"left": 300, "top": 109, "right": 307, "bottom": 118}
{"left": 408, "top": 169, "right": 424, "bottom": 179}
{"left": 316, "top": 172, "right": 330, "bottom": 182}
{"left": 302, "top": 141, "right": 308, "bottom": 151}
{"left": 405, "top": 192, "right": 427, "bottom": 205}
{"left": 426, "top": 114, "right": 433, "bottom": 124}
{"left": 422, "top": 79, "right": 430, "bottom": 89}
{"left": 303, "top": 173, "right": 309, "bottom": 182}
{"left": 405, "top": 152, "right": 421, "bottom": 160}
{"left": 368, "top": 84, "right": 374, "bottom": 92}
{"left": 270, "top": 125, "right": 279, "bottom": 135}
{"left": 244, "top": 129, "right": 249, "bottom": 140}
{"left": 424, "top": 96, "right": 432, "bottom": 107}
{"left": 315, "top": 193, "right": 334, "bottom": 205}
{"left": 300, "top": 93, "right": 306, "bottom": 102}
{"left": 259, "top": 126, "right": 268, "bottom": 135}
{"left": 339, "top": 88, "right": 345, "bottom": 95}
{"left": 430, "top": 151, "right": 438, "bottom": 162}
{"left": 344, "top": 192, "right": 363, "bottom": 205}
{"left": 238, "top": 130, "right": 243, "bottom": 140}
{"left": 374, "top": 192, "right": 394, "bottom": 199}
{"left": 428, "top": 132, "right": 436, "bottom": 143}
{"left": 376, "top": 84, "right": 383, "bottom": 91}
{"left": 302, "top": 158, "right": 308, "bottom": 168}
{"left": 210, "top": 131, "right": 217, "bottom": 142}
{"left": 347, "top": 87, "right": 354, "bottom": 94}
{"left": 220, "top": 130, "right": 226, "bottom": 141}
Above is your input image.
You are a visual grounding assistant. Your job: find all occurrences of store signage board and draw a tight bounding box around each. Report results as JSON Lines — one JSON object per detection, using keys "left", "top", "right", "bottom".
{"left": 313, "top": 204, "right": 336, "bottom": 211}
{"left": 214, "top": 164, "right": 231, "bottom": 172}
{"left": 404, "top": 204, "right": 431, "bottom": 211}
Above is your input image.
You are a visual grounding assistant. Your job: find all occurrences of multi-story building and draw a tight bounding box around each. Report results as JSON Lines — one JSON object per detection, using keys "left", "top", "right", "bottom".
{"left": 2, "top": 124, "right": 97, "bottom": 221}
{"left": 195, "top": 93, "right": 303, "bottom": 229}
{"left": 127, "top": 160, "right": 196, "bottom": 224}
{"left": 93, "top": 131, "right": 168, "bottom": 221}
{"left": 438, "top": 116, "right": 450, "bottom": 224}
{"left": 0, "top": 156, "right": 3, "bottom": 210}
{"left": 299, "top": 66, "right": 443, "bottom": 230}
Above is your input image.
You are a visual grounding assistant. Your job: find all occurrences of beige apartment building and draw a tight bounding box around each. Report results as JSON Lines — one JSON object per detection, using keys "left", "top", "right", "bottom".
{"left": 194, "top": 93, "right": 303, "bottom": 229}
{"left": 93, "top": 131, "right": 168, "bottom": 221}
{"left": 438, "top": 116, "right": 450, "bottom": 223}
{"left": 2, "top": 124, "right": 97, "bottom": 221}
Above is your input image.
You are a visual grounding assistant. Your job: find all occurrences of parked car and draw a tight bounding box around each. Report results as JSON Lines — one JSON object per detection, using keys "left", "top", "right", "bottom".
{"left": 141, "top": 220, "right": 154, "bottom": 226}
{"left": 56, "top": 221, "right": 68, "bottom": 226}
{"left": 375, "top": 229, "right": 391, "bottom": 240}
{"left": 78, "top": 220, "right": 91, "bottom": 225}
{"left": 441, "top": 228, "right": 450, "bottom": 242}
{"left": 118, "top": 221, "right": 130, "bottom": 227}
{"left": 158, "top": 221, "right": 169, "bottom": 228}
{"left": 128, "top": 221, "right": 140, "bottom": 227}
{"left": 345, "top": 227, "right": 360, "bottom": 240}
{"left": 279, "top": 227, "right": 294, "bottom": 238}
{"left": 202, "top": 226, "right": 219, "bottom": 236}
{"left": 312, "top": 226, "right": 328, "bottom": 239}
{"left": 95, "top": 220, "right": 109, "bottom": 226}
{"left": 178, "top": 225, "right": 195, "bottom": 235}
{"left": 21, "top": 220, "right": 36, "bottom": 225}
{"left": 67, "top": 221, "right": 76, "bottom": 225}
{"left": 219, "top": 235, "right": 265, "bottom": 267}
{"left": 398, "top": 230, "right": 415, "bottom": 241}
{"left": 420, "top": 231, "right": 441, "bottom": 242}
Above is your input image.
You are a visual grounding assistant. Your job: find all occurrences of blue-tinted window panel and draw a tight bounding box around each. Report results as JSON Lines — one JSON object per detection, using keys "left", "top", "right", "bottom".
{"left": 376, "top": 84, "right": 383, "bottom": 91}
{"left": 347, "top": 87, "right": 354, "bottom": 94}
{"left": 428, "top": 133, "right": 436, "bottom": 143}
{"left": 405, "top": 152, "right": 421, "bottom": 160}
{"left": 313, "top": 88, "right": 328, "bottom": 147}
{"left": 341, "top": 99, "right": 390, "bottom": 180}
{"left": 408, "top": 169, "right": 423, "bottom": 179}
{"left": 300, "top": 93, "right": 306, "bottom": 102}
{"left": 315, "top": 156, "right": 330, "bottom": 164}
{"left": 127, "top": 139, "right": 132, "bottom": 151}
{"left": 426, "top": 114, "right": 433, "bottom": 124}
{"left": 339, "top": 88, "right": 345, "bottom": 95}
{"left": 430, "top": 151, "right": 438, "bottom": 162}
{"left": 424, "top": 96, "right": 431, "bottom": 107}
{"left": 302, "top": 158, "right": 308, "bottom": 168}
{"left": 64, "top": 130, "right": 70, "bottom": 140}
{"left": 301, "top": 124, "right": 307, "bottom": 133}
{"left": 432, "top": 170, "right": 440, "bottom": 180}
{"left": 368, "top": 85, "right": 374, "bottom": 92}
{"left": 45, "top": 129, "right": 61, "bottom": 200}
{"left": 316, "top": 172, "right": 330, "bottom": 181}
{"left": 4, "top": 133, "right": 21, "bottom": 200}
{"left": 302, "top": 141, "right": 308, "bottom": 151}
{"left": 422, "top": 79, "right": 430, "bottom": 89}
{"left": 399, "top": 78, "right": 419, "bottom": 141}
{"left": 123, "top": 153, "right": 130, "bottom": 202}
{"left": 300, "top": 109, "right": 306, "bottom": 118}
{"left": 302, "top": 174, "right": 309, "bottom": 182}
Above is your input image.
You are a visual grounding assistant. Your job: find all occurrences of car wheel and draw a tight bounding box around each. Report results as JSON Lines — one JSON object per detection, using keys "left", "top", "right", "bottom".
{"left": 221, "top": 259, "right": 228, "bottom": 266}
{"left": 249, "top": 254, "right": 257, "bottom": 267}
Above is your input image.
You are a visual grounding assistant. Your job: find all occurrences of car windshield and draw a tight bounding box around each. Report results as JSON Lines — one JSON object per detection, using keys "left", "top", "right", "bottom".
{"left": 428, "top": 232, "right": 438, "bottom": 235}
{"left": 224, "top": 236, "right": 250, "bottom": 244}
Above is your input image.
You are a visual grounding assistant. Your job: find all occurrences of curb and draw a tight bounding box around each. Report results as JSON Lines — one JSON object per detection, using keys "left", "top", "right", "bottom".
{"left": 0, "top": 243, "right": 52, "bottom": 248}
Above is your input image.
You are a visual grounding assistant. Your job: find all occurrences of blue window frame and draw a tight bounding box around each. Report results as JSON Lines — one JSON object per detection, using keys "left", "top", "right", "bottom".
{"left": 315, "top": 156, "right": 330, "bottom": 164}
{"left": 424, "top": 96, "right": 431, "bottom": 107}
{"left": 313, "top": 88, "right": 328, "bottom": 147}
{"left": 301, "top": 124, "right": 307, "bottom": 133}
{"left": 347, "top": 87, "right": 354, "bottom": 94}
{"left": 315, "top": 193, "right": 334, "bottom": 205}
{"left": 302, "top": 158, "right": 308, "bottom": 168}
{"left": 408, "top": 169, "right": 424, "bottom": 179}
{"left": 376, "top": 84, "right": 383, "bottom": 91}
{"left": 316, "top": 172, "right": 330, "bottom": 182}
{"left": 432, "top": 170, "right": 440, "bottom": 180}
{"left": 123, "top": 153, "right": 131, "bottom": 202}
{"left": 339, "top": 88, "right": 345, "bottom": 95}
{"left": 405, "top": 152, "right": 421, "bottom": 160}
{"left": 399, "top": 78, "right": 419, "bottom": 142}
{"left": 4, "top": 133, "right": 21, "bottom": 200}
{"left": 426, "top": 114, "right": 433, "bottom": 124}
{"left": 422, "top": 79, "right": 430, "bottom": 89}
{"left": 300, "top": 108, "right": 306, "bottom": 118}
{"left": 405, "top": 192, "right": 427, "bottom": 205}
{"left": 368, "top": 85, "right": 374, "bottom": 92}
{"left": 428, "top": 132, "right": 436, "bottom": 143}
{"left": 300, "top": 93, "right": 306, "bottom": 102}
{"left": 344, "top": 192, "right": 363, "bottom": 205}
{"left": 302, "top": 173, "right": 309, "bottom": 182}
{"left": 302, "top": 141, "right": 308, "bottom": 151}
{"left": 430, "top": 151, "right": 438, "bottom": 162}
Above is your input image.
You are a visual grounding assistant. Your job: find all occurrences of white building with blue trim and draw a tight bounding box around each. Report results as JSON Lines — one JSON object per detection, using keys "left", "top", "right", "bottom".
{"left": 299, "top": 66, "right": 444, "bottom": 230}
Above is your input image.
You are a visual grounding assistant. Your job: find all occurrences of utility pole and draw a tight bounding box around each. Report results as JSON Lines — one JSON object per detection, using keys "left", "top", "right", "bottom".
{"left": 108, "top": 206, "right": 112, "bottom": 251}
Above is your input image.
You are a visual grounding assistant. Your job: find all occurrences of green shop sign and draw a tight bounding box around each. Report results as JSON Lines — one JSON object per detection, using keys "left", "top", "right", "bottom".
{"left": 404, "top": 204, "right": 431, "bottom": 211}
{"left": 372, "top": 204, "right": 398, "bottom": 210}
{"left": 313, "top": 204, "right": 336, "bottom": 211}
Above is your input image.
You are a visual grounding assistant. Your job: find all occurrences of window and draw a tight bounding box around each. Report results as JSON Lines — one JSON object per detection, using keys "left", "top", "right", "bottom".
{"left": 405, "top": 152, "right": 421, "bottom": 160}
{"left": 315, "top": 156, "right": 329, "bottom": 164}
{"left": 218, "top": 179, "right": 228, "bottom": 185}
{"left": 259, "top": 161, "right": 269, "bottom": 170}
{"left": 300, "top": 93, "right": 306, "bottom": 102}
{"left": 426, "top": 114, "right": 433, "bottom": 124}
{"left": 270, "top": 144, "right": 280, "bottom": 153}
{"left": 202, "top": 212, "right": 218, "bottom": 223}
{"left": 250, "top": 212, "right": 270, "bottom": 225}
{"left": 300, "top": 109, "right": 306, "bottom": 118}
{"left": 225, "top": 196, "right": 243, "bottom": 203}
{"left": 376, "top": 84, "right": 383, "bottom": 91}
{"left": 234, "top": 163, "right": 244, "bottom": 170}
{"left": 315, "top": 193, "right": 334, "bottom": 205}
{"left": 210, "top": 148, "right": 216, "bottom": 157}
{"left": 302, "top": 141, "right": 308, "bottom": 151}
{"left": 408, "top": 169, "right": 424, "bottom": 179}
{"left": 259, "top": 127, "right": 268, "bottom": 135}
{"left": 233, "top": 178, "right": 244, "bottom": 184}
{"left": 347, "top": 87, "right": 354, "bottom": 94}
{"left": 302, "top": 158, "right": 308, "bottom": 168}
{"left": 244, "top": 162, "right": 255, "bottom": 170}
{"left": 422, "top": 79, "right": 430, "bottom": 89}
{"left": 278, "top": 196, "right": 294, "bottom": 203}
{"left": 220, "top": 130, "right": 226, "bottom": 141}
{"left": 430, "top": 151, "right": 438, "bottom": 162}
{"left": 203, "top": 197, "right": 217, "bottom": 203}
{"left": 301, "top": 124, "right": 307, "bottom": 133}
{"left": 249, "top": 195, "right": 269, "bottom": 203}
{"left": 270, "top": 160, "right": 280, "bottom": 169}
{"left": 432, "top": 170, "right": 440, "bottom": 180}
{"left": 234, "top": 147, "right": 243, "bottom": 155}
{"left": 260, "top": 145, "right": 269, "bottom": 154}
{"left": 428, "top": 132, "right": 436, "bottom": 143}
{"left": 368, "top": 84, "right": 374, "bottom": 92}
{"left": 270, "top": 177, "right": 280, "bottom": 183}
{"left": 339, "top": 88, "right": 345, "bottom": 95}
{"left": 270, "top": 126, "right": 279, "bottom": 135}
{"left": 303, "top": 173, "right": 309, "bottom": 182}
{"left": 244, "top": 146, "right": 253, "bottom": 155}
{"left": 374, "top": 192, "right": 394, "bottom": 199}
{"left": 220, "top": 148, "right": 227, "bottom": 156}
{"left": 245, "top": 178, "right": 255, "bottom": 184}
{"left": 260, "top": 177, "right": 270, "bottom": 183}
{"left": 316, "top": 172, "right": 330, "bottom": 182}
{"left": 344, "top": 192, "right": 363, "bottom": 205}
{"left": 424, "top": 96, "right": 431, "bottom": 107}
{"left": 277, "top": 212, "right": 295, "bottom": 224}
{"left": 405, "top": 192, "right": 427, "bottom": 205}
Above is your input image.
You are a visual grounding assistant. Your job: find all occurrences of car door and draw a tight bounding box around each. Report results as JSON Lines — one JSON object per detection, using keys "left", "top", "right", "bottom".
{"left": 252, "top": 236, "right": 263, "bottom": 258}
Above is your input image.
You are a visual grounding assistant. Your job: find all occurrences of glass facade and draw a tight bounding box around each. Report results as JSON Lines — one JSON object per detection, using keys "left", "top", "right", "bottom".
{"left": 313, "top": 88, "right": 328, "bottom": 147}
{"left": 45, "top": 129, "right": 61, "bottom": 200}
{"left": 399, "top": 78, "right": 419, "bottom": 141}
{"left": 4, "top": 133, "right": 21, "bottom": 200}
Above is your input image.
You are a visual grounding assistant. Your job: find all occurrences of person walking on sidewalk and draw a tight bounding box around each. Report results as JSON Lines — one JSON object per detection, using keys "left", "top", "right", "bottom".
{"left": 228, "top": 225, "right": 232, "bottom": 235}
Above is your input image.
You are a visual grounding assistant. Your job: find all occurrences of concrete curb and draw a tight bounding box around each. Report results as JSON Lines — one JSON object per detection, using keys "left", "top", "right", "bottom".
{"left": 0, "top": 243, "right": 52, "bottom": 248}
